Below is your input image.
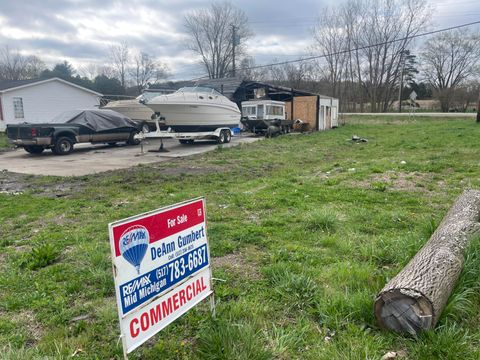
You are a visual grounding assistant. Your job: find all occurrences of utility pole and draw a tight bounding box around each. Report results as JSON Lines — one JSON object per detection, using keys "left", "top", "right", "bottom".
{"left": 231, "top": 25, "right": 236, "bottom": 78}
{"left": 398, "top": 51, "right": 406, "bottom": 113}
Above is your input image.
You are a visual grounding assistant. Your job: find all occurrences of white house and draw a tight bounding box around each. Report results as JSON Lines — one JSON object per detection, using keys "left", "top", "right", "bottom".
{"left": 0, "top": 77, "right": 102, "bottom": 130}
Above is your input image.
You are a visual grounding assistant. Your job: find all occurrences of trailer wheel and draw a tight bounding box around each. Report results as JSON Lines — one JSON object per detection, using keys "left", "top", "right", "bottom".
{"left": 53, "top": 136, "right": 74, "bottom": 155}
{"left": 217, "top": 129, "right": 231, "bottom": 144}
{"left": 223, "top": 129, "right": 231, "bottom": 143}
{"left": 24, "top": 145, "right": 45, "bottom": 154}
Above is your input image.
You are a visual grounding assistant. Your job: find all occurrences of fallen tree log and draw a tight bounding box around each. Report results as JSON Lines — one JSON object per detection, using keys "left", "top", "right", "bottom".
{"left": 374, "top": 190, "right": 480, "bottom": 336}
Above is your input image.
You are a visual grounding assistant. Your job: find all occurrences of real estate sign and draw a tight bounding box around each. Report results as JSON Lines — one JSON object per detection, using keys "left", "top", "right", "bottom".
{"left": 108, "top": 198, "right": 213, "bottom": 354}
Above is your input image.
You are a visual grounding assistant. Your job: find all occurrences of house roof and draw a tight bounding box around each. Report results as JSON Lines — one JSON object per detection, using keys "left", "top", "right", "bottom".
{"left": 0, "top": 77, "right": 102, "bottom": 96}
{"left": 0, "top": 79, "right": 41, "bottom": 91}
{"left": 195, "top": 78, "right": 325, "bottom": 102}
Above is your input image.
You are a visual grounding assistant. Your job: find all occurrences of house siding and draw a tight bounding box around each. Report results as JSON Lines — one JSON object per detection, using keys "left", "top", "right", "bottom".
{"left": 1, "top": 80, "right": 99, "bottom": 125}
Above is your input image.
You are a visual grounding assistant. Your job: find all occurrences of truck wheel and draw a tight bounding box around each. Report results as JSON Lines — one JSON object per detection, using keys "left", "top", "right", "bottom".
{"left": 24, "top": 145, "right": 44, "bottom": 154}
{"left": 127, "top": 131, "right": 141, "bottom": 145}
{"left": 53, "top": 137, "right": 74, "bottom": 155}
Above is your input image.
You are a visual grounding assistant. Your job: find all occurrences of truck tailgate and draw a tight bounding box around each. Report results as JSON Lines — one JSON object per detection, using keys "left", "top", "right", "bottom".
{"left": 7, "top": 125, "right": 53, "bottom": 140}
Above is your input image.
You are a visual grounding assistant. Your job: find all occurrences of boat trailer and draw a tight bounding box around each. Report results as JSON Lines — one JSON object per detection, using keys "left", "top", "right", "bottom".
{"left": 135, "top": 117, "right": 233, "bottom": 152}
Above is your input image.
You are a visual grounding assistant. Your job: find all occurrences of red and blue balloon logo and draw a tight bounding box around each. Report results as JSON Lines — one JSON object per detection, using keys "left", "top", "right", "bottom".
{"left": 119, "top": 225, "right": 150, "bottom": 274}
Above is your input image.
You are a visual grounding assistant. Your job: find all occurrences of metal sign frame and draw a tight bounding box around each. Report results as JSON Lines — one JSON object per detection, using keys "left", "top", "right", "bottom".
{"left": 108, "top": 197, "right": 214, "bottom": 357}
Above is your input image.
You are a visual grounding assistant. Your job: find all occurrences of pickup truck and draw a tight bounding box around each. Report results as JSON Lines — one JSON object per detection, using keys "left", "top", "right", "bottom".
{"left": 7, "top": 109, "right": 142, "bottom": 155}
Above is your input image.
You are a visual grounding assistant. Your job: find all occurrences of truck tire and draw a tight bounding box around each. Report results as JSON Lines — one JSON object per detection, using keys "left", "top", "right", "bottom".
{"left": 24, "top": 145, "right": 45, "bottom": 154}
{"left": 127, "top": 131, "right": 141, "bottom": 145}
{"left": 53, "top": 136, "right": 74, "bottom": 155}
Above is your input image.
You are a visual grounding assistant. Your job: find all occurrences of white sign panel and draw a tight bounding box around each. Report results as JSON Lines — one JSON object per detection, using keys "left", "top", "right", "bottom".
{"left": 108, "top": 198, "right": 213, "bottom": 354}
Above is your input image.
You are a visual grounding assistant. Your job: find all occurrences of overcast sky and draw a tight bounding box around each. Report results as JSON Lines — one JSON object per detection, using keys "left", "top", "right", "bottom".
{"left": 0, "top": 0, "right": 479, "bottom": 80}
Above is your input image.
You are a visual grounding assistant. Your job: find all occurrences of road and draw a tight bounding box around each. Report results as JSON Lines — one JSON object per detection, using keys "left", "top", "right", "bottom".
{"left": 0, "top": 134, "right": 261, "bottom": 177}
{"left": 341, "top": 112, "right": 476, "bottom": 117}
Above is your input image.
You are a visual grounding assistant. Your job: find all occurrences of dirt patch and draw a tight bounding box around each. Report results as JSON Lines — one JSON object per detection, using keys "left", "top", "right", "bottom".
{"left": 11, "top": 310, "right": 44, "bottom": 346}
{"left": 0, "top": 170, "right": 85, "bottom": 198}
{"left": 146, "top": 160, "right": 228, "bottom": 177}
{"left": 353, "top": 171, "right": 434, "bottom": 192}
{"left": 212, "top": 247, "right": 263, "bottom": 281}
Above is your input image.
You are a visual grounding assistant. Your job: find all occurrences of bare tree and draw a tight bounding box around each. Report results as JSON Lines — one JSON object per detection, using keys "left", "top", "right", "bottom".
{"left": 100, "top": 65, "right": 117, "bottom": 79}
{"left": 0, "top": 46, "right": 28, "bottom": 80}
{"left": 131, "top": 52, "right": 170, "bottom": 93}
{"left": 450, "top": 81, "right": 480, "bottom": 112}
{"left": 237, "top": 57, "right": 266, "bottom": 81}
{"left": 78, "top": 63, "right": 102, "bottom": 80}
{"left": 184, "top": 1, "right": 251, "bottom": 79}
{"left": 421, "top": 29, "right": 480, "bottom": 112}
{"left": 24, "top": 55, "right": 46, "bottom": 78}
{"left": 312, "top": 6, "right": 348, "bottom": 100}
{"left": 109, "top": 41, "right": 130, "bottom": 89}
{"left": 0, "top": 47, "right": 46, "bottom": 80}
{"left": 267, "top": 60, "right": 313, "bottom": 89}
{"left": 311, "top": 0, "right": 429, "bottom": 112}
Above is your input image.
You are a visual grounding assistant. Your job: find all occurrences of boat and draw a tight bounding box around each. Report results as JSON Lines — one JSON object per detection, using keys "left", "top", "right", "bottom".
{"left": 145, "top": 86, "right": 241, "bottom": 132}
{"left": 103, "top": 89, "right": 174, "bottom": 130}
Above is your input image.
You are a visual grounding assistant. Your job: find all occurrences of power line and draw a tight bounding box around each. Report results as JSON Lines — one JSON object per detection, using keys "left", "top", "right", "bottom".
{"left": 247, "top": 1, "right": 480, "bottom": 25}
{"left": 244, "top": 20, "right": 480, "bottom": 70}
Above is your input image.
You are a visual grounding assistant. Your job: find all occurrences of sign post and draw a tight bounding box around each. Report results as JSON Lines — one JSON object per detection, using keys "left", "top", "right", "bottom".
{"left": 108, "top": 198, "right": 214, "bottom": 357}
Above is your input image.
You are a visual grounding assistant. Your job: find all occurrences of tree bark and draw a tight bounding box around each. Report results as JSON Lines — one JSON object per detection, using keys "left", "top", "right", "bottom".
{"left": 374, "top": 190, "right": 480, "bottom": 336}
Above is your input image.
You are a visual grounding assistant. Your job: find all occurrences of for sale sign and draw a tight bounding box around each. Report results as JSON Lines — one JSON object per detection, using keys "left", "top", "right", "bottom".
{"left": 108, "top": 198, "right": 213, "bottom": 354}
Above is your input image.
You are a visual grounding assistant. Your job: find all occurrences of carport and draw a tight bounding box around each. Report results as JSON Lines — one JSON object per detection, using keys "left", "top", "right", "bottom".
{"left": 196, "top": 78, "right": 339, "bottom": 131}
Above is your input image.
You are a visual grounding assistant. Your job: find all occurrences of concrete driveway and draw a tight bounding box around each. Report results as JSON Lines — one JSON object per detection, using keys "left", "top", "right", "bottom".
{"left": 0, "top": 134, "right": 261, "bottom": 177}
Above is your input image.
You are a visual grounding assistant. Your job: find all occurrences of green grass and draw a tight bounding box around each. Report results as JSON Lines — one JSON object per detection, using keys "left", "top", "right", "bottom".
{"left": 0, "top": 132, "right": 11, "bottom": 149}
{"left": 1, "top": 116, "right": 480, "bottom": 359}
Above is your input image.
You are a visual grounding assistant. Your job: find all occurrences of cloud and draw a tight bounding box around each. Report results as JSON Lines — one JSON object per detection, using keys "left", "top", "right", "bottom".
{"left": 0, "top": 0, "right": 477, "bottom": 80}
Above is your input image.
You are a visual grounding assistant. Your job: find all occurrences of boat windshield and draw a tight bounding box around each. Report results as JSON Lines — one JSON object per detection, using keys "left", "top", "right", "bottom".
{"left": 177, "top": 87, "right": 222, "bottom": 96}
{"left": 136, "top": 92, "right": 165, "bottom": 102}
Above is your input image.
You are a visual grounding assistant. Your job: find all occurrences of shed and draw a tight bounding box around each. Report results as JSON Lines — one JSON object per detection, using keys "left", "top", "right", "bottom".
{"left": 0, "top": 77, "right": 102, "bottom": 130}
{"left": 196, "top": 78, "right": 339, "bottom": 131}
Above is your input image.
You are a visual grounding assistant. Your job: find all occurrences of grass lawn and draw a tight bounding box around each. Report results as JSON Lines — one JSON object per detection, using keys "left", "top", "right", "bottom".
{"left": 1, "top": 116, "right": 480, "bottom": 359}
{"left": 0, "top": 132, "right": 12, "bottom": 149}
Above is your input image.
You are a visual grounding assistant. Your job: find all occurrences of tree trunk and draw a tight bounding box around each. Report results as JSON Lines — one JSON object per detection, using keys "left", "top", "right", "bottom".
{"left": 476, "top": 93, "right": 480, "bottom": 123}
{"left": 374, "top": 190, "right": 480, "bottom": 336}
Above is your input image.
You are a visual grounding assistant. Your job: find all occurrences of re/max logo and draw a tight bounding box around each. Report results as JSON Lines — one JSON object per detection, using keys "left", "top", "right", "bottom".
{"left": 122, "top": 229, "right": 148, "bottom": 246}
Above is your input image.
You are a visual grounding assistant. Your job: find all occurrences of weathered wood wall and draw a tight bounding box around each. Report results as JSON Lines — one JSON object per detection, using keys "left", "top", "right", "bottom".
{"left": 293, "top": 96, "right": 317, "bottom": 130}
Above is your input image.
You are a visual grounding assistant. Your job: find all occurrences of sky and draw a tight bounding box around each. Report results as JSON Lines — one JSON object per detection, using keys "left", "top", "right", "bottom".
{"left": 0, "top": 0, "right": 479, "bottom": 81}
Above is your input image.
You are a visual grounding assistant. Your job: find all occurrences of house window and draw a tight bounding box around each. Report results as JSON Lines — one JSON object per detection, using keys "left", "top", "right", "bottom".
{"left": 242, "top": 106, "right": 256, "bottom": 116}
{"left": 266, "top": 105, "right": 283, "bottom": 116}
{"left": 13, "top": 97, "right": 24, "bottom": 118}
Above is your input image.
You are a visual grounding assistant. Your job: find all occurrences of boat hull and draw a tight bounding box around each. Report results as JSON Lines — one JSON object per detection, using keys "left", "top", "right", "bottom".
{"left": 146, "top": 102, "right": 240, "bottom": 132}
{"left": 103, "top": 100, "right": 154, "bottom": 121}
